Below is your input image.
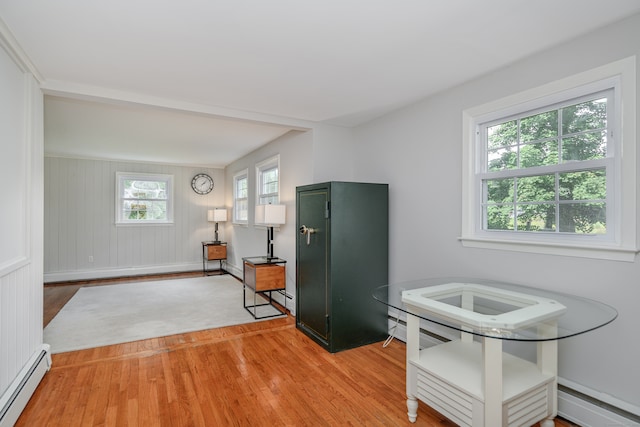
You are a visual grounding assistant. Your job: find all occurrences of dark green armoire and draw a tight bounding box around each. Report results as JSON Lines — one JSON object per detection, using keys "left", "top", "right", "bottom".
{"left": 296, "top": 181, "right": 388, "bottom": 353}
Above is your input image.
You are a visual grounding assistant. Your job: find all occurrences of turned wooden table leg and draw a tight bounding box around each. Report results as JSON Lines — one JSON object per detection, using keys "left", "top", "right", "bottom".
{"left": 406, "top": 312, "right": 420, "bottom": 423}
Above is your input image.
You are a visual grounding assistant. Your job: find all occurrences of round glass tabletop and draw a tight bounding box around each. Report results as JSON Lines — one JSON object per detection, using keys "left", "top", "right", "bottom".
{"left": 373, "top": 277, "right": 617, "bottom": 342}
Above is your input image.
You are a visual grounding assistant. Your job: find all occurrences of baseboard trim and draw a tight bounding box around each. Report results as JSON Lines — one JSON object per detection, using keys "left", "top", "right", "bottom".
{"left": 44, "top": 263, "right": 202, "bottom": 283}
{"left": 558, "top": 388, "right": 640, "bottom": 426}
{"left": 0, "top": 344, "right": 51, "bottom": 427}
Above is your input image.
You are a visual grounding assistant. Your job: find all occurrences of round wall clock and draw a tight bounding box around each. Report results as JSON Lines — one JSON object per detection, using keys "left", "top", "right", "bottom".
{"left": 191, "top": 173, "right": 214, "bottom": 195}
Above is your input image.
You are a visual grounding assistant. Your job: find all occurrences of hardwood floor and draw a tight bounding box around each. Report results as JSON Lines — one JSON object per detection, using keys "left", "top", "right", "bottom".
{"left": 24, "top": 274, "right": 578, "bottom": 426}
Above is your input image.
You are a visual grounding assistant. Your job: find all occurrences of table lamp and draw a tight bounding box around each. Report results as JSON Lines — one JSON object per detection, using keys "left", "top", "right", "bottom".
{"left": 255, "top": 204, "right": 286, "bottom": 259}
{"left": 207, "top": 208, "right": 227, "bottom": 244}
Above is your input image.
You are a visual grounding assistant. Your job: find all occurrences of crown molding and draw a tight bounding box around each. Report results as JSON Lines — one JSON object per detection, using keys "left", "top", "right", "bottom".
{"left": 0, "top": 16, "right": 43, "bottom": 81}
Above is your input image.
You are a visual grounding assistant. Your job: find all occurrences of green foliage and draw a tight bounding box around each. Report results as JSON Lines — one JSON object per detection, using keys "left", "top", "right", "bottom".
{"left": 484, "top": 98, "right": 607, "bottom": 234}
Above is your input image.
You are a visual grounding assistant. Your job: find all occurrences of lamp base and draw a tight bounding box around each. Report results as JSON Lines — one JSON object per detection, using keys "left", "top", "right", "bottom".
{"left": 267, "top": 226, "right": 275, "bottom": 259}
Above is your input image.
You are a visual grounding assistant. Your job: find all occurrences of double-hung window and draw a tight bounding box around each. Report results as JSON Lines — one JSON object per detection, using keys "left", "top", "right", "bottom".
{"left": 256, "top": 155, "right": 279, "bottom": 206}
{"left": 233, "top": 169, "right": 249, "bottom": 224}
{"left": 116, "top": 172, "right": 173, "bottom": 224}
{"left": 481, "top": 91, "right": 611, "bottom": 235}
{"left": 461, "top": 58, "right": 637, "bottom": 261}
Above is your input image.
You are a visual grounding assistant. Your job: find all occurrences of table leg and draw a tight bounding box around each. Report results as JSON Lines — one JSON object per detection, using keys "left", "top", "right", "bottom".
{"left": 202, "top": 245, "right": 206, "bottom": 275}
{"left": 406, "top": 312, "right": 419, "bottom": 423}
{"left": 483, "top": 337, "right": 503, "bottom": 427}
{"left": 538, "top": 321, "right": 558, "bottom": 427}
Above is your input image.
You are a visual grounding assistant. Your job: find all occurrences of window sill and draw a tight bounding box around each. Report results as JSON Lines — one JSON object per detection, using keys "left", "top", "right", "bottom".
{"left": 459, "top": 236, "right": 638, "bottom": 262}
{"left": 115, "top": 221, "right": 174, "bottom": 226}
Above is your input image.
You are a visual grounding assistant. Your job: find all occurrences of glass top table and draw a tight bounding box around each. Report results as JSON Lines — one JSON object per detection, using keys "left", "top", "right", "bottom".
{"left": 373, "top": 277, "right": 617, "bottom": 342}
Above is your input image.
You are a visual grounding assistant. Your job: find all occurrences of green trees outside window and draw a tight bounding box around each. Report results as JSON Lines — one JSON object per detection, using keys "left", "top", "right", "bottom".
{"left": 483, "top": 96, "right": 608, "bottom": 234}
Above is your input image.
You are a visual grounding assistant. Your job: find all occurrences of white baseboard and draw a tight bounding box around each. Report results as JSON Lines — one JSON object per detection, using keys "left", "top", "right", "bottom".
{"left": 44, "top": 263, "right": 202, "bottom": 283}
{"left": 558, "top": 389, "right": 640, "bottom": 427}
{"left": 0, "top": 344, "right": 51, "bottom": 427}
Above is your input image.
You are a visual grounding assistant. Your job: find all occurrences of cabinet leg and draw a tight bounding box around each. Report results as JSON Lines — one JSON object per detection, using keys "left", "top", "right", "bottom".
{"left": 540, "top": 418, "right": 555, "bottom": 427}
{"left": 407, "top": 396, "right": 418, "bottom": 423}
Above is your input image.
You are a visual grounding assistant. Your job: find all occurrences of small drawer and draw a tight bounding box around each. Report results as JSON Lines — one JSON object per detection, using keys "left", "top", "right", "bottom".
{"left": 207, "top": 245, "right": 227, "bottom": 260}
{"left": 244, "top": 263, "right": 285, "bottom": 291}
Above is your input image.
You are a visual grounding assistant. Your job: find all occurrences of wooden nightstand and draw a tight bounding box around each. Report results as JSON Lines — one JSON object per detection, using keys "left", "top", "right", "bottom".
{"left": 202, "top": 242, "right": 227, "bottom": 275}
{"left": 242, "top": 256, "right": 287, "bottom": 319}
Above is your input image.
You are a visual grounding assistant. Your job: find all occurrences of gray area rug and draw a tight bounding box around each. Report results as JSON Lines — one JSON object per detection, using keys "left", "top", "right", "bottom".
{"left": 44, "top": 275, "right": 282, "bottom": 354}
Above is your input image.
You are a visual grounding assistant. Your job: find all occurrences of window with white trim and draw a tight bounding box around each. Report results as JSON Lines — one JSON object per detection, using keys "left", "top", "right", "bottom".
{"left": 116, "top": 172, "right": 173, "bottom": 224}
{"left": 482, "top": 91, "right": 611, "bottom": 236}
{"left": 461, "top": 58, "right": 637, "bottom": 261}
{"left": 256, "top": 155, "right": 279, "bottom": 206}
{"left": 233, "top": 169, "right": 248, "bottom": 223}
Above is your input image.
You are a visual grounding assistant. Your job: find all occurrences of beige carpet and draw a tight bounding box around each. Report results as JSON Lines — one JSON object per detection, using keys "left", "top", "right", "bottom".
{"left": 44, "top": 275, "right": 284, "bottom": 354}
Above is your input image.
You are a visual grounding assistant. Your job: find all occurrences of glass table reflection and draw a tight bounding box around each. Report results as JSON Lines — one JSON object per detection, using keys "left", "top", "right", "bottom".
{"left": 373, "top": 277, "right": 617, "bottom": 427}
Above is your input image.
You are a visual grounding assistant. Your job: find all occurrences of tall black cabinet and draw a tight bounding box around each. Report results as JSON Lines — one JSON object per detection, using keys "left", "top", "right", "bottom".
{"left": 296, "top": 181, "right": 388, "bottom": 353}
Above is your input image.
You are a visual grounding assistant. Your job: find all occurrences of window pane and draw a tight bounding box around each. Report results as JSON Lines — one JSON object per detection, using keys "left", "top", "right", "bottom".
{"left": 561, "top": 131, "right": 606, "bottom": 162}
{"left": 123, "top": 200, "right": 167, "bottom": 220}
{"left": 236, "top": 199, "right": 248, "bottom": 221}
{"left": 261, "top": 168, "right": 278, "bottom": 194}
{"left": 488, "top": 147, "right": 517, "bottom": 171}
{"left": 487, "top": 120, "right": 517, "bottom": 149}
{"left": 486, "top": 178, "right": 513, "bottom": 204}
{"left": 146, "top": 201, "right": 167, "bottom": 220}
{"left": 486, "top": 205, "right": 514, "bottom": 230}
{"left": 516, "top": 175, "right": 555, "bottom": 202}
{"left": 520, "top": 140, "right": 558, "bottom": 168}
{"left": 562, "top": 98, "right": 607, "bottom": 135}
{"left": 559, "top": 169, "right": 606, "bottom": 201}
{"left": 125, "top": 180, "right": 166, "bottom": 200}
{"left": 236, "top": 177, "right": 247, "bottom": 198}
{"left": 520, "top": 110, "right": 558, "bottom": 142}
{"left": 516, "top": 203, "right": 556, "bottom": 232}
{"left": 558, "top": 203, "right": 606, "bottom": 234}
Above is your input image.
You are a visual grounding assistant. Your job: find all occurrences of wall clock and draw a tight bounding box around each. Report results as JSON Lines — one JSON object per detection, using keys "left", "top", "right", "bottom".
{"left": 191, "top": 173, "right": 214, "bottom": 195}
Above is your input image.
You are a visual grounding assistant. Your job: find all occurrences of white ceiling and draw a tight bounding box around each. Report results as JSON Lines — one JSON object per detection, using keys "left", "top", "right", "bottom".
{"left": 2, "top": 1, "right": 640, "bottom": 167}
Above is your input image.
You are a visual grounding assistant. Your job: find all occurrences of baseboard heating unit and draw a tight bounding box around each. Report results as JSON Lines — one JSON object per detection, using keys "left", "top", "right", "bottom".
{"left": 0, "top": 345, "right": 51, "bottom": 427}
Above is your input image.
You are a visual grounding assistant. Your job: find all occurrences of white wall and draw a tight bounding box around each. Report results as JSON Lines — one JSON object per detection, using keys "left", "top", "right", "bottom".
{"left": 310, "top": 124, "right": 356, "bottom": 183}
{"left": 351, "top": 13, "right": 640, "bottom": 414}
{"left": 223, "top": 130, "right": 313, "bottom": 313}
{"left": 0, "top": 42, "right": 45, "bottom": 409}
{"left": 43, "top": 157, "right": 225, "bottom": 282}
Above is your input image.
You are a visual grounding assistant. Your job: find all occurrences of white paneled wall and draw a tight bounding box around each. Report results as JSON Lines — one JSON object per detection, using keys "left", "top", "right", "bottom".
{"left": 44, "top": 157, "right": 225, "bottom": 282}
{"left": 0, "top": 38, "right": 47, "bottom": 424}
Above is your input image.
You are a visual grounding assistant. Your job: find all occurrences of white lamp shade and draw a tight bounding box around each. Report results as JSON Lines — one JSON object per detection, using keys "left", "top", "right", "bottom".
{"left": 255, "top": 204, "right": 286, "bottom": 225}
{"left": 208, "top": 208, "right": 227, "bottom": 222}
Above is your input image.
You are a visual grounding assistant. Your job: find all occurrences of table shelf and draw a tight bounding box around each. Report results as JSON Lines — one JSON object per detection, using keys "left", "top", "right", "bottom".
{"left": 411, "top": 340, "right": 554, "bottom": 427}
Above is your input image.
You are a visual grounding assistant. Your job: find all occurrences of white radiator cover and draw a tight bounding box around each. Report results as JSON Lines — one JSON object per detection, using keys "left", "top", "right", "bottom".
{"left": 0, "top": 345, "right": 51, "bottom": 427}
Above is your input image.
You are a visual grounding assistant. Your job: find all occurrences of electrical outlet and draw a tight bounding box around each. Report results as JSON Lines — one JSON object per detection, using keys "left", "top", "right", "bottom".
{"left": 88, "top": 255, "right": 94, "bottom": 262}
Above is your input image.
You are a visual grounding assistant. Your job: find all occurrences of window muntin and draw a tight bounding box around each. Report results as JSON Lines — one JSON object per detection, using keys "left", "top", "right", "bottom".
{"left": 233, "top": 170, "right": 248, "bottom": 223}
{"left": 479, "top": 91, "right": 612, "bottom": 237}
{"left": 116, "top": 172, "right": 173, "bottom": 224}
{"left": 256, "top": 156, "right": 279, "bottom": 206}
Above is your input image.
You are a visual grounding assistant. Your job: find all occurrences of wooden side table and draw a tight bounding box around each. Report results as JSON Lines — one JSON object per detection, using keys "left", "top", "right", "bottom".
{"left": 242, "top": 256, "right": 286, "bottom": 319}
{"left": 202, "top": 241, "right": 227, "bottom": 275}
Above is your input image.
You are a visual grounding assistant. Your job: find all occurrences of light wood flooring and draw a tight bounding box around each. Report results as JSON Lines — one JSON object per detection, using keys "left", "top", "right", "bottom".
{"left": 19, "top": 273, "right": 578, "bottom": 426}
